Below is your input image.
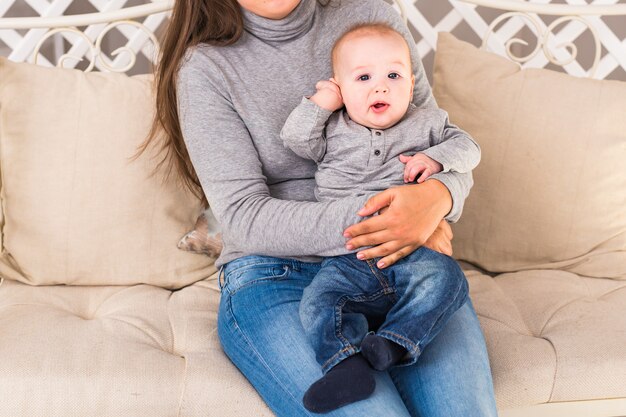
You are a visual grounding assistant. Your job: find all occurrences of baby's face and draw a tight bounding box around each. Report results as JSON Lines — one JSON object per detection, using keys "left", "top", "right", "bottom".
{"left": 334, "top": 32, "right": 414, "bottom": 130}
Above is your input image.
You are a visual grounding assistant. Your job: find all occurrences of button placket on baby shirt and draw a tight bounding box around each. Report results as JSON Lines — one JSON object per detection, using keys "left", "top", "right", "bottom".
{"left": 370, "top": 129, "right": 385, "bottom": 166}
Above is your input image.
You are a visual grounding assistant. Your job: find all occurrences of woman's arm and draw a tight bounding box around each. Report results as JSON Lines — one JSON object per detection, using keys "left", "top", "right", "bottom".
{"left": 177, "top": 54, "right": 369, "bottom": 258}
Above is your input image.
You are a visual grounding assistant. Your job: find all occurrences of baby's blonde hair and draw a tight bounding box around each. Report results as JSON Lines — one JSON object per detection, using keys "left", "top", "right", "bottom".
{"left": 331, "top": 23, "right": 411, "bottom": 75}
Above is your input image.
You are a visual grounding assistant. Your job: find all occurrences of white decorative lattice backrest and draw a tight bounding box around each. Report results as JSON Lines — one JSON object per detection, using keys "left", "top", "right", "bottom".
{"left": 395, "top": 0, "right": 626, "bottom": 80}
{"left": 0, "top": 0, "right": 172, "bottom": 73}
{"left": 1, "top": 0, "right": 625, "bottom": 80}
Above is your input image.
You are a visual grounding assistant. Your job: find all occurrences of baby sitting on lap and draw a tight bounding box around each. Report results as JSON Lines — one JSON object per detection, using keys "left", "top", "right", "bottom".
{"left": 280, "top": 22, "right": 481, "bottom": 414}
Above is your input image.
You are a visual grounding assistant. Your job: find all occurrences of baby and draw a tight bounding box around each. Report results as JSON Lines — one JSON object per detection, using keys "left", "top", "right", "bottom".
{"left": 280, "top": 23, "right": 481, "bottom": 413}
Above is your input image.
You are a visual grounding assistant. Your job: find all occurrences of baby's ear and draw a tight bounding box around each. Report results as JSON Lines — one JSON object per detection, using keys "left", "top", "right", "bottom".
{"left": 410, "top": 74, "right": 416, "bottom": 95}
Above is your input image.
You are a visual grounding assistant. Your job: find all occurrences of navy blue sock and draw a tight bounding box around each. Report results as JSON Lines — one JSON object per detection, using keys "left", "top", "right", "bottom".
{"left": 361, "top": 333, "right": 408, "bottom": 371}
{"left": 303, "top": 353, "right": 375, "bottom": 414}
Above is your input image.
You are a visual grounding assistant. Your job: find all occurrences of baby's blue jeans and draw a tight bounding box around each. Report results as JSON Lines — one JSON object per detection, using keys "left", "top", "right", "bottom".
{"left": 300, "top": 247, "right": 469, "bottom": 373}
{"left": 219, "top": 254, "right": 498, "bottom": 417}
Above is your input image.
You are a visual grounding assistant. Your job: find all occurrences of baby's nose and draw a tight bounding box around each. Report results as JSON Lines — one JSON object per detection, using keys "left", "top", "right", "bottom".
{"left": 375, "top": 85, "right": 389, "bottom": 93}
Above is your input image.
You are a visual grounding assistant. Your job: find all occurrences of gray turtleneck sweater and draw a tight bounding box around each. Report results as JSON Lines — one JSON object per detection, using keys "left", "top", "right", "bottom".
{"left": 176, "top": 0, "right": 474, "bottom": 267}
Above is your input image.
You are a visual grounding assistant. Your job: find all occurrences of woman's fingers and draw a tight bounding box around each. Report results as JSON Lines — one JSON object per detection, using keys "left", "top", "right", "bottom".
{"left": 353, "top": 220, "right": 454, "bottom": 263}
{"left": 422, "top": 220, "right": 453, "bottom": 256}
{"left": 355, "top": 241, "right": 407, "bottom": 264}
{"left": 377, "top": 245, "right": 417, "bottom": 269}
{"left": 346, "top": 229, "right": 391, "bottom": 251}
{"left": 441, "top": 219, "right": 453, "bottom": 239}
{"left": 344, "top": 213, "right": 387, "bottom": 239}
{"left": 354, "top": 189, "right": 394, "bottom": 218}
{"left": 424, "top": 238, "right": 452, "bottom": 256}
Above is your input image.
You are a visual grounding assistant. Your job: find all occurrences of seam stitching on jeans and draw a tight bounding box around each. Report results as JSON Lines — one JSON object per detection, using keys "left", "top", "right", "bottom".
{"left": 366, "top": 259, "right": 392, "bottom": 290}
{"left": 377, "top": 330, "right": 421, "bottom": 356}
{"left": 229, "top": 266, "right": 291, "bottom": 296}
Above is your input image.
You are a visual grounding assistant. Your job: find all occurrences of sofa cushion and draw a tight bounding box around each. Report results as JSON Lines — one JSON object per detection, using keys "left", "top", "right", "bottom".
{"left": 433, "top": 33, "right": 626, "bottom": 279}
{"left": 0, "top": 275, "right": 273, "bottom": 417}
{"left": 0, "top": 57, "right": 215, "bottom": 288}
{"left": 464, "top": 266, "right": 626, "bottom": 408}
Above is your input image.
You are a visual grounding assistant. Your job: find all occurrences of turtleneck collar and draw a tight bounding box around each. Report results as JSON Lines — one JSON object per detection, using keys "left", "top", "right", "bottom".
{"left": 242, "top": 0, "right": 317, "bottom": 43}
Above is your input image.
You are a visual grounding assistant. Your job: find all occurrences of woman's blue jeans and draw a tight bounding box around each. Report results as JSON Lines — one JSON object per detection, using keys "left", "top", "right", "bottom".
{"left": 218, "top": 255, "right": 498, "bottom": 417}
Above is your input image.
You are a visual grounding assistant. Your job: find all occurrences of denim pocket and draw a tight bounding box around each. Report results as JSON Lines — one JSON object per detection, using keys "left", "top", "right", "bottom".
{"left": 225, "top": 262, "right": 291, "bottom": 295}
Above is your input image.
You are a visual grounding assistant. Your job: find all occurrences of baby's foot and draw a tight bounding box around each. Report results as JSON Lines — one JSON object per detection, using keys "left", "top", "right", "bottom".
{"left": 361, "top": 334, "right": 408, "bottom": 371}
{"left": 303, "top": 353, "right": 375, "bottom": 413}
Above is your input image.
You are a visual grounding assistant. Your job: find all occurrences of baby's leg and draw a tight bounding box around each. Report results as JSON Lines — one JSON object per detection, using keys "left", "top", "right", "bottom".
{"left": 299, "top": 255, "right": 395, "bottom": 413}
{"left": 362, "top": 247, "right": 469, "bottom": 371}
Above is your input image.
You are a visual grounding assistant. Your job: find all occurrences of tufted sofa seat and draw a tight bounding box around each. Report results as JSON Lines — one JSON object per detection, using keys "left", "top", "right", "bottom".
{"left": 463, "top": 266, "right": 626, "bottom": 409}
{"left": 0, "top": 274, "right": 274, "bottom": 416}
{"left": 2, "top": 267, "right": 625, "bottom": 416}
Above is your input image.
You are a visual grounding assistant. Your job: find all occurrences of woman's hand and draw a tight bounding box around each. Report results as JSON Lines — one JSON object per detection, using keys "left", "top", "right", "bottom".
{"left": 343, "top": 180, "right": 453, "bottom": 269}
{"left": 422, "top": 219, "right": 453, "bottom": 256}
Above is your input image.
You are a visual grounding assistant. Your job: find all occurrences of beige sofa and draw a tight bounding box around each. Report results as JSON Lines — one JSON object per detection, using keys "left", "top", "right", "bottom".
{"left": 0, "top": 33, "right": 624, "bottom": 417}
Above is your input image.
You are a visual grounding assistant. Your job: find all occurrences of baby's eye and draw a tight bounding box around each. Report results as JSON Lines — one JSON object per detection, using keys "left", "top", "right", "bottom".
{"left": 388, "top": 72, "right": 400, "bottom": 79}
{"left": 358, "top": 75, "right": 370, "bottom": 81}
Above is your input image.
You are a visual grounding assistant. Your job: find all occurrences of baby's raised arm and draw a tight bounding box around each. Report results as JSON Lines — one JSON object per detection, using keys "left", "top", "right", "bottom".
{"left": 280, "top": 79, "right": 343, "bottom": 163}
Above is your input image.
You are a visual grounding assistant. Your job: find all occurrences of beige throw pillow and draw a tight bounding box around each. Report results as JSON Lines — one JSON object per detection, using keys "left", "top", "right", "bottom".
{"left": 0, "top": 57, "right": 216, "bottom": 288}
{"left": 433, "top": 33, "right": 626, "bottom": 279}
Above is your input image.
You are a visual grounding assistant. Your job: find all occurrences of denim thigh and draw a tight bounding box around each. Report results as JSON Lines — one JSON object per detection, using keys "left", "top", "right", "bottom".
{"left": 389, "top": 299, "right": 498, "bottom": 417}
{"left": 218, "top": 255, "right": 413, "bottom": 417}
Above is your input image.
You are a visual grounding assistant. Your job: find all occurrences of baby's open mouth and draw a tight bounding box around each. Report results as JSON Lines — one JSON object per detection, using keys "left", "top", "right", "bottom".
{"left": 370, "top": 102, "right": 389, "bottom": 113}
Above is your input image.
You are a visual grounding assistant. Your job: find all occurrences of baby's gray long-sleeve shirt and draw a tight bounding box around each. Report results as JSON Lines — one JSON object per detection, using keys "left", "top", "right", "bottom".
{"left": 176, "top": 0, "right": 475, "bottom": 267}
{"left": 280, "top": 98, "right": 481, "bottom": 202}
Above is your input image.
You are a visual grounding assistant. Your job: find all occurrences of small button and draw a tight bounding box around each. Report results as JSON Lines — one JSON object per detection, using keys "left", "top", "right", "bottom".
{"left": 375, "top": 131, "right": 382, "bottom": 136}
{"left": 374, "top": 150, "right": 381, "bottom": 156}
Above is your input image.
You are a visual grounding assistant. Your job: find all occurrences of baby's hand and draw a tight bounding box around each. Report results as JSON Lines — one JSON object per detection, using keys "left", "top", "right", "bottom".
{"left": 399, "top": 153, "right": 443, "bottom": 183}
{"left": 310, "top": 78, "right": 343, "bottom": 112}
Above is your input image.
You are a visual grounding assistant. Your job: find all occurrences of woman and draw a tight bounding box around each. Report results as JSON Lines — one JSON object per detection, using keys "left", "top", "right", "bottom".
{"left": 145, "top": 0, "right": 498, "bottom": 415}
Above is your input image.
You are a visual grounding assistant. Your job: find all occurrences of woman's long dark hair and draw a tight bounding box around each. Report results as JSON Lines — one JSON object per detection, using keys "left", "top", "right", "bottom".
{"left": 136, "top": 0, "right": 333, "bottom": 208}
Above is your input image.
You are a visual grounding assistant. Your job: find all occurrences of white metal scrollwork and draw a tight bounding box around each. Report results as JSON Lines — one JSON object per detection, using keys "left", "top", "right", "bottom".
{"left": 481, "top": 12, "right": 602, "bottom": 77}
{"left": 31, "top": 20, "right": 160, "bottom": 72}
{"left": 0, "top": 1, "right": 170, "bottom": 71}
{"left": 32, "top": 27, "right": 97, "bottom": 70}
{"left": 95, "top": 20, "right": 159, "bottom": 72}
